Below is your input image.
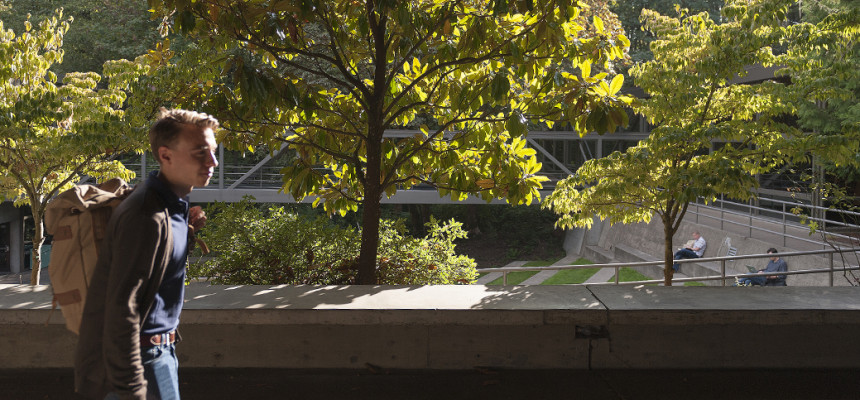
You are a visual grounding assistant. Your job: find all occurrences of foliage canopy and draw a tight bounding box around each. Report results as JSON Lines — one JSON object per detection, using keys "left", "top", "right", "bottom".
{"left": 0, "top": 10, "right": 146, "bottom": 284}
{"left": 149, "top": 0, "right": 634, "bottom": 283}
{"left": 545, "top": 0, "right": 859, "bottom": 285}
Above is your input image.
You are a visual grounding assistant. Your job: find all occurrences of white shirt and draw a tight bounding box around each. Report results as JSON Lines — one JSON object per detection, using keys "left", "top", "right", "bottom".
{"left": 692, "top": 237, "right": 706, "bottom": 257}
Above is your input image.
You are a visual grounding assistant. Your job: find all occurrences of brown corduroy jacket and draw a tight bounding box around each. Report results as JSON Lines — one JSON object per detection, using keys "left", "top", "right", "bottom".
{"left": 74, "top": 179, "right": 174, "bottom": 400}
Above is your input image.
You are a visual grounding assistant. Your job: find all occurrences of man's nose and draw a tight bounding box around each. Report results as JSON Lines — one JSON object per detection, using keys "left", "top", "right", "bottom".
{"left": 207, "top": 150, "right": 219, "bottom": 167}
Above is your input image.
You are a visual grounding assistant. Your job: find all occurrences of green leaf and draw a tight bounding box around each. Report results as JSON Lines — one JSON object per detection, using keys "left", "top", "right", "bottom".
{"left": 490, "top": 73, "right": 511, "bottom": 102}
{"left": 506, "top": 112, "right": 527, "bottom": 137}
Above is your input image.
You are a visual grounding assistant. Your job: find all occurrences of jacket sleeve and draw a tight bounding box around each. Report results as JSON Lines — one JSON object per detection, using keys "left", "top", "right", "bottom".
{"left": 777, "top": 259, "right": 788, "bottom": 280}
{"left": 101, "top": 209, "right": 166, "bottom": 400}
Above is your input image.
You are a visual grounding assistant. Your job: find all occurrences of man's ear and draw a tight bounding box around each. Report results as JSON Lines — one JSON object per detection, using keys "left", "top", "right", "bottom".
{"left": 157, "top": 146, "right": 172, "bottom": 165}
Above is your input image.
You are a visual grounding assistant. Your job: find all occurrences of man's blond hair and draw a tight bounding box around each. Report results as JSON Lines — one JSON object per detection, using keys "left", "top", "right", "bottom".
{"left": 149, "top": 108, "right": 219, "bottom": 163}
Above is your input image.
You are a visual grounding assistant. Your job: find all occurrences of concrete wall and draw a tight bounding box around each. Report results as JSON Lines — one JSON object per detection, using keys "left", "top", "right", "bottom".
{"left": 569, "top": 216, "right": 856, "bottom": 286}
{"left": 3, "top": 284, "right": 860, "bottom": 370}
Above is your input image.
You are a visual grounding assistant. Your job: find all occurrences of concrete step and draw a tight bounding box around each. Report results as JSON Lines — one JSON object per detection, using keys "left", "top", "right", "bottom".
{"left": 519, "top": 270, "right": 556, "bottom": 285}
{"left": 583, "top": 268, "right": 615, "bottom": 284}
{"left": 475, "top": 272, "right": 502, "bottom": 284}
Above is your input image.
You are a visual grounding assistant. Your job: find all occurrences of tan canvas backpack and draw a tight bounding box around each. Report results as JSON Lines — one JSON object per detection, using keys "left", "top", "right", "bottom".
{"left": 44, "top": 178, "right": 132, "bottom": 334}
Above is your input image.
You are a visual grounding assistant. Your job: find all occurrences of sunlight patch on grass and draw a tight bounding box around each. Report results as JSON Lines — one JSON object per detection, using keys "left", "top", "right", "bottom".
{"left": 541, "top": 258, "right": 597, "bottom": 285}
{"left": 609, "top": 267, "right": 653, "bottom": 283}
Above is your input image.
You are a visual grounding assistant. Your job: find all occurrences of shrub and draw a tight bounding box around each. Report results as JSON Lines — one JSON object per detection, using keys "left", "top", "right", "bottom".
{"left": 376, "top": 218, "right": 477, "bottom": 285}
{"left": 189, "top": 200, "right": 477, "bottom": 285}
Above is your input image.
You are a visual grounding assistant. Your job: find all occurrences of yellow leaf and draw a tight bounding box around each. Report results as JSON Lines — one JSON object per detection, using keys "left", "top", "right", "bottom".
{"left": 609, "top": 74, "right": 623, "bottom": 95}
{"left": 593, "top": 16, "right": 604, "bottom": 33}
{"left": 476, "top": 179, "right": 495, "bottom": 189}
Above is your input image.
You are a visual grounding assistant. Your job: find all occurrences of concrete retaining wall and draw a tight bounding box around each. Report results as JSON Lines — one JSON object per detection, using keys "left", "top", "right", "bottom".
{"left": 3, "top": 284, "right": 860, "bottom": 370}
{"left": 569, "top": 217, "right": 855, "bottom": 286}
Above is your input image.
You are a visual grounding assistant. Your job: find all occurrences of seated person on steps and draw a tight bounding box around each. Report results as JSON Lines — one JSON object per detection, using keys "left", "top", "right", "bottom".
{"left": 737, "top": 248, "right": 788, "bottom": 286}
{"left": 673, "top": 231, "right": 706, "bottom": 272}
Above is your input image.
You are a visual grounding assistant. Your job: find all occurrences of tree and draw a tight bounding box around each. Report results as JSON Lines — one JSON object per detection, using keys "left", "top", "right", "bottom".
{"left": 0, "top": 0, "right": 165, "bottom": 77}
{"left": 610, "top": 0, "right": 724, "bottom": 62}
{"left": 781, "top": 0, "right": 860, "bottom": 196}
{"left": 0, "top": 11, "right": 144, "bottom": 284}
{"left": 149, "top": 0, "right": 634, "bottom": 284}
{"left": 544, "top": 0, "right": 831, "bottom": 285}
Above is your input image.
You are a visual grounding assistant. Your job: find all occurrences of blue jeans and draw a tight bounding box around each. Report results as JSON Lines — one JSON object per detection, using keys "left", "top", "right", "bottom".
{"left": 104, "top": 342, "right": 180, "bottom": 400}
{"left": 738, "top": 276, "right": 766, "bottom": 286}
{"left": 673, "top": 248, "right": 699, "bottom": 272}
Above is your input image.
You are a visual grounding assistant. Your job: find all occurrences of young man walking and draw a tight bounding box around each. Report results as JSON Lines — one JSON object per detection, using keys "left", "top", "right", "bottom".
{"left": 75, "top": 109, "right": 219, "bottom": 400}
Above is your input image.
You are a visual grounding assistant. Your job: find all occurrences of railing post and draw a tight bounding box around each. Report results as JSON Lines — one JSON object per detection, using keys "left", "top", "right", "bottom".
{"left": 829, "top": 252, "right": 834, "bottom": 287}
{"left": 782, "top": 203, "right": 787, "bottom": 247}
{"left": 695, "top": 202, "right": 699, "bottom": 224}
{"left": 140, "top": 153, "right": 146, "bottom": 179}
{"left": 503, "top": 271, "right": 508, "bottom": 286}
{"left": 218, "top": 146, "right": 224, "bottom": 190}
{"left": 749, "top": 198, "right": 753, "bottom": 238}
{"left": 721, "top": 259, "right": 726, "bottom": 287}
{"left": 615, "top": 265, "right": 620, "bottom": 285}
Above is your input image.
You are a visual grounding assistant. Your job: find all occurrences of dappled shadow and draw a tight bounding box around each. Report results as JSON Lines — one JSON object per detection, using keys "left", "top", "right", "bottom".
{"left": 183, "top": 284, "right": 608, "bottom": 311}
{"left": 0, "top": 284, "right": 54, "bottom": 310}
{"left": 185, "top": 284, "right": 442, "bottom": 310}
{"left": 469, "top": 285, "right": 604, "bottom": 310}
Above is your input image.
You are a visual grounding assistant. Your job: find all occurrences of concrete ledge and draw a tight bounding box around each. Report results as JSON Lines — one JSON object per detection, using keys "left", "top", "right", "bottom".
{"left": 2, "top": 284, "right": 860, "bottom": 370}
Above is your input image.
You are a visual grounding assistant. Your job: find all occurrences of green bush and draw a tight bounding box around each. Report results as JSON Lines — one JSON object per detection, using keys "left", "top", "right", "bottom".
{"left": 376, "top": 218, "right": 478, "bottom": 285}
{"left": 189, "top": 200, "right": 477, "bottom": 285}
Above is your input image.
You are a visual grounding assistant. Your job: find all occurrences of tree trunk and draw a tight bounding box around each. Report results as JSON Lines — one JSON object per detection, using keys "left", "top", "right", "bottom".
{"left": 408, "top": 205, "right": 425, "bottom": 237}
{"left": 29, "top": 206, "right": 44, "bottom": 286}
{"left": 356, "top": 4, "right": 388, "bottom": 285}
{"left": 356, "top": 186, "right": 382, "bottom": 285}
{"left": 663, "top": 216, "right": 675, "bottom": 287}
{"left": 356, "top": 108, "right": 384, "bottom": 284}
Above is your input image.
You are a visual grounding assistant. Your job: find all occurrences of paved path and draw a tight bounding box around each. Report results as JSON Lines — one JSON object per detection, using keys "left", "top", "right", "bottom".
{"left": 474, "top": 261, "right": 526, "bottom": 284}
{"left": 0, "top": 268, "right": 49, "bottom": 285}
{"left": 583, "top": 267, "right": 615, "bottom": 284}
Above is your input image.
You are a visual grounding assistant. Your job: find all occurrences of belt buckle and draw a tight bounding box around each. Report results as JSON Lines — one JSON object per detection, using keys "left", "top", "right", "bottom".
{"left": 149, "top": 334, "right": 161, "bottom": 346}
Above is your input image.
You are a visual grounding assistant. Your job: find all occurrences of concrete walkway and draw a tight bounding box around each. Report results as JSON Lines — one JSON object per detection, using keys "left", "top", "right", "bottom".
{"left": 0, "top": 268, "right": 49, "bottom": 285}
{"left": 583, "top": 267, "right": 615, "bottom": 284}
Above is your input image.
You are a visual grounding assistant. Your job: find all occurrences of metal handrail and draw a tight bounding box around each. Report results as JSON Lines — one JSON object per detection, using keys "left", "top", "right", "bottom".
{"left": 476, "top": 248, "right": 860, "bottom": 286}
{"left": 689, "top": 197, "right": 860, "bottom": 250}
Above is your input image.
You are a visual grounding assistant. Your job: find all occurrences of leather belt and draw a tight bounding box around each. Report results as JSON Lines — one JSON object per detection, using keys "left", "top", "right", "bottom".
{"left": 141, "top": 331, "right": 176, "bottom": 347}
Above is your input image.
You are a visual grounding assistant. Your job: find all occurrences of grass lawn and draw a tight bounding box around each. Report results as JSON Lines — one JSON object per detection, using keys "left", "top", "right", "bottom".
{"left": 483, "top": 258, "right": 700, "bottom": 286}
{"left": 540, "top": 258, "right": 598, "bottom": 285}
{"left": 485, "top": 259, "right": 562, "bottom": 285}
{"left": 608, "top": 267, "right": 653, "bottom": 283}
{"left": 608, "top": 268, "right": 707, "bottom": 286}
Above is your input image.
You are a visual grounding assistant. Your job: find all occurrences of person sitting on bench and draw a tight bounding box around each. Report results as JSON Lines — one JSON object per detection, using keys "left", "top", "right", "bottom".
{"left": 673, "top": 231, "right": 706, "bottom": 272}
{"left": 738, "top": 248, "right": 788, "bottom": 286}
